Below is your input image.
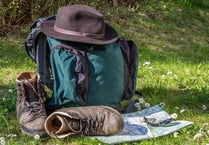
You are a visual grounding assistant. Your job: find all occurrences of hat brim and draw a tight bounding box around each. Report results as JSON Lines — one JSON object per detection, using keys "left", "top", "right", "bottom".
{"left": 40, "top": 20, "right": 119, "bottom": 45}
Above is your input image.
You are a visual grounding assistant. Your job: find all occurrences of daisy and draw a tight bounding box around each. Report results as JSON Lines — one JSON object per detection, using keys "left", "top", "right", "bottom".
{"left": 34, "top": 134, "right": 40, "bottom": 140}
{"left": 144, "top": 103, "right": 150, "bottom": 108}
{"left": 138, "top": 98, "right": 145, "bottom": 104}
{"left": 0, "top": 137, "right": 5, "bottom": 145}
{"left": 173, "top": 132, "right": 179, "bottom": 138}
{"left": 180, "top": 109, "right": 185, "bottom": 113}
{"left": 143, "top": 61, "right": 151, "bottom": 66}
{"left": 171, "top": 113, "right": 178, "bottom": 119}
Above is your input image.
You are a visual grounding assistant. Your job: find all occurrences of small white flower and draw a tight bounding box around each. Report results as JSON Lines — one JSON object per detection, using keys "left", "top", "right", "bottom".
{"left": 171, "top": 113, "right": 178, "bottom": 119}
{"left": 7, "top": 134, "right": 17, "bottom": 138}
{"left": 202, "top": 105, "right": 207, "bottom": 110}
{"left": 138, "top": 98, "right": 145, "bottom": 104}
{"left": 148, "top": 66, "right": 153, "bottom": 70}
{"left": 199, "top": 127, "right": 203, "bottom": 133}
{"left": 143, "top": 61, "right": 151, "bottom": 66}
{"left": 202, "top": 123, "right": 208, "bottom": 128}
{"left": 207, "top": 130, "right": 209, "bottom": 135}
{"left": 34, "top": 134, "right": 40, "bottom": 140}
{"left": 134, "top": 102, "right": 141, "bottom": 110}
{"left": 175, "top": 106, "right": 179, "bottom": 110}
{"left": 193, "top": 132, "right": 203, "bottom": 140}
{"left": 167, "top": 71, "right": 172, "bottom": 75}
{"left": 180, "top": 109, "right": 185, "bottom": 113}
{"left": 144, "top": 103, "right": 150, "bottom": 108}
{"left": 173, "top": 132, "right": 179, "bottom": 138}
{"left": 159, "top": 102, "right": 165, "bottom": 108}
{"left": 174, "top": 74, "right": 178, "bottom": 79}
{"left": 8, "top": 89, "right": 13, "bottom": 93}
{"left": 161, "top": 74, "right": 166, "bottom": 79}
{"left": 2, "top": 97, "right": 6, "bottom": 101}
{"left": 0, "top": 137, "right": 5, "bottom": 145}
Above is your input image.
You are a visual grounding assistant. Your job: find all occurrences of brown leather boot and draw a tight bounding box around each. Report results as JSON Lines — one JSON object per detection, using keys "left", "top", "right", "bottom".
{"left": 16, "top": 71, "right": 47, "bottom": 136}
{"left": 44, "top": 106, "right": 124, "bottom": 138}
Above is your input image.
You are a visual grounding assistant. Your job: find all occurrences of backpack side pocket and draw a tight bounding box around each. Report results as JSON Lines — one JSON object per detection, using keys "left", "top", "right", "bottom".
{"left": 120, "top": 38, "right": 138, "bottom": 100}
{"left": 48, "top": 44, "right": 89, "bottom": 108}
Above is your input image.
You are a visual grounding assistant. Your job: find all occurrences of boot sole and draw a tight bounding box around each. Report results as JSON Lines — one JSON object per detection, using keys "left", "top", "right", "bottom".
{"left": 21, "top": 125, "right": 46, "bottom": 136}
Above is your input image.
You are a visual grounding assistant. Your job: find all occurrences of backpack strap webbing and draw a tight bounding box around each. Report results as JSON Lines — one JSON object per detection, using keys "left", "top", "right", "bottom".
{"left": 36, "top": 33, "right": 53, "bottom": 90}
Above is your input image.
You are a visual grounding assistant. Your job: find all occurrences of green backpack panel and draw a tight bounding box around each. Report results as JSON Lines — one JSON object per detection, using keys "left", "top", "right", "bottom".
{"left": 46, "top": 37, "right": 138, "bottom": 112}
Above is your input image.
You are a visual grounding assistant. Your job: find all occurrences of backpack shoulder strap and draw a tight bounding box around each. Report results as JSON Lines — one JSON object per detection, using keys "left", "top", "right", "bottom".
{"left": 25, "top": 15, "right": 56, "bottom": 62}
{"left": 25, "top": 15, "right": 56, "bottom": 90}
{"left": 36, "top": 33, "right": 47, "bottom": 84}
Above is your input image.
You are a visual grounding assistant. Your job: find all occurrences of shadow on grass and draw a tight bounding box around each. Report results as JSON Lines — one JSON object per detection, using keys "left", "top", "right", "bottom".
{"left": 0, "top": 81, "right": 208, "bottom": 115}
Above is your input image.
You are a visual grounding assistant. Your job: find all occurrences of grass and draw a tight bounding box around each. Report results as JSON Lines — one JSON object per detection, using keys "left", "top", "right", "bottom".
{"left": 0, "top": 0, "right": 209, "bottom": 144}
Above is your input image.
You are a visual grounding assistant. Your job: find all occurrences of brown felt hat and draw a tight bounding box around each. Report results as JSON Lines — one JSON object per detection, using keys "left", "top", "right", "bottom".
{"left": 40, "top": 4, "right": 119, "bottom": 45}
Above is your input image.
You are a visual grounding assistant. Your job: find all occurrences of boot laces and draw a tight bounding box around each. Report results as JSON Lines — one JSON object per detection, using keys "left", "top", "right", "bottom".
{"left": 17, "top": 79, "right": 42, "bottom": 102}
{"left": 64, "top": 113, "right": 105, "bottom": 135}
{"left": 64, "top": 117, "right": 83, "bottom": 134}
{"left": 83, "top": 115, "right": 105, "bottom": 135}
{"left": 21, "top": 79, "right": 46, "bottom": 121}
{"left": 24, "top": 79, "right": 42, "bottom": 98}
{"left": 26, "top": 101, "right": 46, "bottom": 121}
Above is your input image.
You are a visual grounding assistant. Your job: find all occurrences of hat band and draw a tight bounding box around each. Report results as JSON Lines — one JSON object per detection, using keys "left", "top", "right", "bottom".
{"left": 54, "top": 25, "right": 105, "bottom": 39}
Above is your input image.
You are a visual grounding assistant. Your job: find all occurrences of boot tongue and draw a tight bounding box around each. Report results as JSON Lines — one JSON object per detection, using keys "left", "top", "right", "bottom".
{"left": 55, "top": 115, "right": 82, "bottom": 135}
{"left": 67, "top": 119, "right": 81, "bottom": 132}
{"left": 25, "top": 77, "right": 39, "bottom": 102}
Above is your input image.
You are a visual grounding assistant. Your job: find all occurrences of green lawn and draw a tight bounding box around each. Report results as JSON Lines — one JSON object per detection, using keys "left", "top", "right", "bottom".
{"left": 0, "top": 0, "right": 209, "bottom": 144}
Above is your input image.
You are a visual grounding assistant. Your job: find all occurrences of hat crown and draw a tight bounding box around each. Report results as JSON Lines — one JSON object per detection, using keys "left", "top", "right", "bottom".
{"left": 40, "top": 4, "right": 118, "bottom": 45}
{"left": 55, "top": 5, "right": 105, "bottom": 36}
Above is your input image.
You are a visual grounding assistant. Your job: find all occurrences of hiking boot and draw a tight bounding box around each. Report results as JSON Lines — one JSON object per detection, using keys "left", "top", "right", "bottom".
{"left": 16, "top": 71, "right": 47, "bottom": 136}
{"left": 44, "top": 106, "right": 124, "bottom": 138}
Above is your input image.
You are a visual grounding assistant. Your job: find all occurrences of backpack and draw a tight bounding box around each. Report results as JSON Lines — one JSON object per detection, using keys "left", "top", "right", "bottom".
{"left": 25, "top": 15, "right": 139, "bottom": 113}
